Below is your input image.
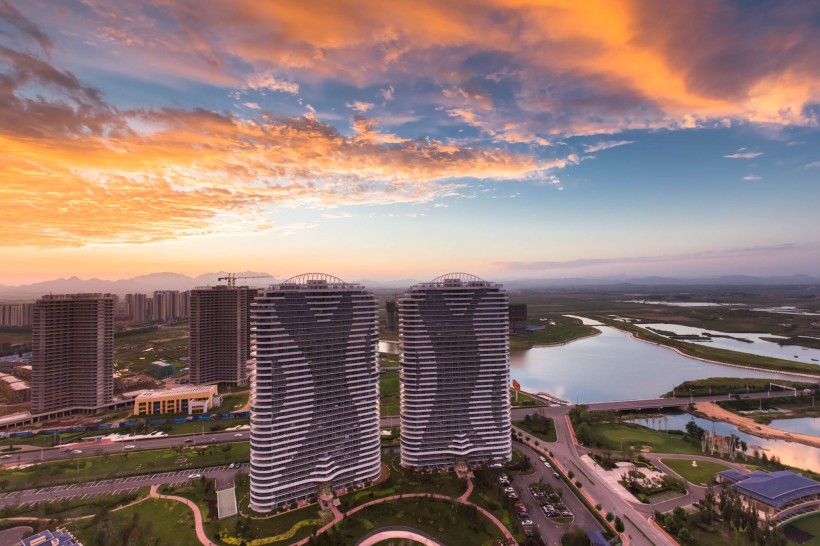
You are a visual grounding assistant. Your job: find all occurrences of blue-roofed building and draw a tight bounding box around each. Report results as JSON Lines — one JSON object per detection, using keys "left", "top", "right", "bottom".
{"left": 716, "top": 469, "right": 820, "bottom": 524}
{"left": 20, "top": 528, "right": 82, "bottom": 546}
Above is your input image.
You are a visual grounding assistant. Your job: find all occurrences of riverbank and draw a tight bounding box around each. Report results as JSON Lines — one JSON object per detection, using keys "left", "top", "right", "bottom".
{"left": 693, "top": 402, "right": 820, "bottom": 449}
{"left": 607, "top": 320, "right": 820, "bottom": 380}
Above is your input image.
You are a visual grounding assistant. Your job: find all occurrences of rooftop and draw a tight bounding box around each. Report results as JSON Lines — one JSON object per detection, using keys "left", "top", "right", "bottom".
{"left": 718, "top": 469, "right": 820, "bottom": 508}
{"left": 134, "top": 385, "right": 217, "bottom": 400}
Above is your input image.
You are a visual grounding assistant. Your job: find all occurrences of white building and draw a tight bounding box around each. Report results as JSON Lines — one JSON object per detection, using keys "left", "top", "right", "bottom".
{"left": 399, "top": 273, "right": 511, "bottom": 469}
{"left": 249, "top": 274, "right": 381, "bottom": 512}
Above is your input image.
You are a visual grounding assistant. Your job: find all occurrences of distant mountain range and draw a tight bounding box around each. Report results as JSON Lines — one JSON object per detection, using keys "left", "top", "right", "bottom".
{"left": 1, "top": 272, "right": 819, "bottom": 301}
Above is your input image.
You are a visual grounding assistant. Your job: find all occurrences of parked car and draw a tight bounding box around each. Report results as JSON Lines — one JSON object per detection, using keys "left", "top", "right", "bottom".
{"left": 188, "top": 473, "right": 202, "bottom": 479}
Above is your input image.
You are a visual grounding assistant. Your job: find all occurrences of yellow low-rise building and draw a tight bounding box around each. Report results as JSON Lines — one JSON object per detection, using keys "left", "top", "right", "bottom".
{"left": 134, "top": 385, "right": 220, "bottom": 415}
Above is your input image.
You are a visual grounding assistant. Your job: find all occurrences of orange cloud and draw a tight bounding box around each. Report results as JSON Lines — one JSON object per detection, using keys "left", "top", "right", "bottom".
{"left": 47, "top": 0, "right": 820, "bottom": 138}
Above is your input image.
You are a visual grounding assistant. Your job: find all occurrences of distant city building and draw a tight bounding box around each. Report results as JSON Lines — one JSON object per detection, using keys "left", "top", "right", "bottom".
{"left": 125, "top": 293, "right": 149, "bottom": 323}
{"left": 249, "top": 273, "right": 381, "bottom": 512}
{"left": 0, "top": 303, "right": 33, "bottom": 326}
{"left": 133, "top": 384, "right": 220, "bottom": 415}
{"left": 189, "top": 286, "right": 256, "bottom": 386}
{"left": 717, "top": 469, "right": 820, "bottom": 524}
{"left": 152, "top": 290, "right": 183, "bottom": 322}
{"left": 399, "top": 273, "right": 511, "bottom": 469}
{"left": 31, "top": 294, "right": 114, "bottom": 415}
{"left": 508, "top": 303, "right": 528, "bottom": 334}
{"left": 385, "top": 299, "right": 398, "bottom": 332}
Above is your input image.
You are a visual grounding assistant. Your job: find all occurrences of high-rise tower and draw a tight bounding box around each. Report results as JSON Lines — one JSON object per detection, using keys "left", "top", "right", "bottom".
{"left": 249, "top": 274, "right": 381, "bottom": 512}
{"left": 399, "top": 273, "right": 511, "bottom": 469}
{"left": 189, "top": 286, "right": 256, "bottom": 386}
{"left": 31, "top": 294, "right": 114, "bottom": 414}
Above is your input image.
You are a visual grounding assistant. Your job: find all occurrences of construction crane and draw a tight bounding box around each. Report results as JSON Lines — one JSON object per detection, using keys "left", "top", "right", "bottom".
{"left": 217, "top": 273, "right": 274, "bottom": 288}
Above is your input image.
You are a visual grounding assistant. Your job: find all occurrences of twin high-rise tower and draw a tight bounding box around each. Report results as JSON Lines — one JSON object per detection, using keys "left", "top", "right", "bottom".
{"left": 399, "top": 273, "right": 511, "bottom": 468}
{"left": 249, "top": 274, "right": 381, "bottom": 512}
{"left": 248, "top": 272, "right": 511, "bottom": 512}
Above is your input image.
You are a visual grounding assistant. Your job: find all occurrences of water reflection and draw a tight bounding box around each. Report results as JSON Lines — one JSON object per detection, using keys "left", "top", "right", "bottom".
{"left": 636, "top": 322, "right": 820, "bottom": 364}
{"left": 627, "top": 413, "right": 820, "bottom": 473}
{"left": 768, "top": 417, "right": 820, "bottom": 436}
{"left": 509, "top": 325, "right": 800, "bottom": 404}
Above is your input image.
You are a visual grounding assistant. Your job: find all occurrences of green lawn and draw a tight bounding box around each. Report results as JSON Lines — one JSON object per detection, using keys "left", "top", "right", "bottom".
{"left": 587, "top": 422, "right": 702, "bottom": 455}
{"left": 785, "top": 513, "right": 820, "bottom": 546}
{"left": 380, "top": 370, "right": 400, "bottom": 417}
{"left": 321, "top": 498, "right": 505, "bottom": 546}
{"left": 69, "top": 498, "right": 201, "bottom": 546}
{"left": 510, "top": 315, "right": 598, "bottom": 350}
{"left": 661, "top": 458, "right": 731, "bottom": 485}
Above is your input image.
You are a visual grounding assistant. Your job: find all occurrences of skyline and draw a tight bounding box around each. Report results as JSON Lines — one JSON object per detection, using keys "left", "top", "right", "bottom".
{"left": 2, "top": 1, "right": 820, "bottom": 285}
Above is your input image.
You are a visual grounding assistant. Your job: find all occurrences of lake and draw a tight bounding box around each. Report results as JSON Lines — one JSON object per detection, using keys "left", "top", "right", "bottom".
{"left": 636, "top": 322, "right": 820, "bottom": 364}
{"left": 509, "top": 323, "right": 803, "bottom": 404}
{"left": 627, "top": 413, "right": 820, "bottom": 473}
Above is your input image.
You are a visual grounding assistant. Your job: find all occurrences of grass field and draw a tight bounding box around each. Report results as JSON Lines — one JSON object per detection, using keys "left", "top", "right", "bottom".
{"left": 380, "top": 369, "right": 400, "bottom": 417}
{"left": 326, "top": 498, "right": 504, "bottom": 546}
{"left": 784, "top": 513, "right": 820, "bottom": 546}
{"left": 69, "top": 497, "right": 201, "bottom": 546}
{"left": 510, "top": 314, "right": 598, "bottom": 350}
{"left": 660, "top": 458, "right": 730, "bottom": 485}
{"left": 587, "top": 422, "right": 702, "bottom": 455}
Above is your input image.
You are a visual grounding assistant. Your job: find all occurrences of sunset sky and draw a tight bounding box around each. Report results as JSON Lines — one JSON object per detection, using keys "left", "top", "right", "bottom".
{"left": 1, "top": 0, "right": 819, "bottom": 285}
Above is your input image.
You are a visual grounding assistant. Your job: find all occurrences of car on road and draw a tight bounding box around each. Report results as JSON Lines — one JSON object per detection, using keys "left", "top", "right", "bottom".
{"left": 539, "top": 455, "right": 546, "bottom": 462}
{"left": 228, "top": 463, "right": 236, "bottom": 469}
{"left": 184, "top": 438, "right": 194, "bottom": 443}
{"left": 124, "top": 445, "right": 136, "bottom": 449}
{"left": 188, "top": 473, "right": 202, "bottom": 479}
{"left": 0, "top": 454, "right": 11, "bottom": 459}
{"left": 544, "top": 461, "right": 551, "bottom": 468}
{"left": 553, "top": 472, "right": 560, "bottom": 479}
{"left": 71, "top": 449, "right": 82, "bottom": 454}
{"left": 234, "top": 433, "right": 243, "bottom": 437}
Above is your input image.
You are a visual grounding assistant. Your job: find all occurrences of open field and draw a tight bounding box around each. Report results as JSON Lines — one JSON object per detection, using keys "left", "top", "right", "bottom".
{"left": 586, "top": 422, "right": 702, "bottom": 455}
{"left": 660, "top": 458, "right": 730, "bottom": 485}
{"left": 69, "top": 497, "right": 201, "bottom": 546}
{"left": 380, "top": 369, "right": 400, "bottom": 417}
{"left": 510, "top": 314, "right": 598, "bottom": 349}
{"left": 663, "top": 378, "right": 817, "bottom": 398}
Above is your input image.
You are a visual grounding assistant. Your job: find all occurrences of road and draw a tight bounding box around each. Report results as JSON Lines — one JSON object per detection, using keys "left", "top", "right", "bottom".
{"left": 515, "top": 405, "right": 675, "bottom": 546}
{"left": 512, "top": 441, "right": 605, "bottom": 546}
{"left": 3, "top": 430, "right": 249, "bottom": 465}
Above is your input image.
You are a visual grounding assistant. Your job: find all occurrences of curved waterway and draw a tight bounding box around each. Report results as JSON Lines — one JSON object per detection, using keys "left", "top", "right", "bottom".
{"left": 509, "top": 323, "right": 803, "bottom": 404}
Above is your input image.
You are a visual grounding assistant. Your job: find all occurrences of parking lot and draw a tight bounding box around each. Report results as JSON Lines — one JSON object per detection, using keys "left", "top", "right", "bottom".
{"left": 0, "top": 463, "right": 248, "bottom": 508}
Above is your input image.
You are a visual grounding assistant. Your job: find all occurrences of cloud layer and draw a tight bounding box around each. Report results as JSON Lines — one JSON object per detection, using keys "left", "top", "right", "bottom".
{"left": 3, "top": 0, "right": 820, "bottom": 249}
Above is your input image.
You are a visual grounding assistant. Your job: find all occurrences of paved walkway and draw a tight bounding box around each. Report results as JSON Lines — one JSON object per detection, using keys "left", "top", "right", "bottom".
{"left": 150, "top": 484, "right": 218, "bottom": 546}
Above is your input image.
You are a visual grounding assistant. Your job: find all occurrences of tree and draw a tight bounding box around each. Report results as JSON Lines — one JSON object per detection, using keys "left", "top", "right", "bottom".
{"left": 614, "top": 516, "right": 624, "bottom": 533}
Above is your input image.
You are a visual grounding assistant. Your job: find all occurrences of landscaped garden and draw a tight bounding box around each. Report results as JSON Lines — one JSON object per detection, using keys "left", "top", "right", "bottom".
{"left": 660, "top": 458, "right": 731, "bottom": 486}
{"left": 515, "top": 413, "right": 557, "bottom": 442}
